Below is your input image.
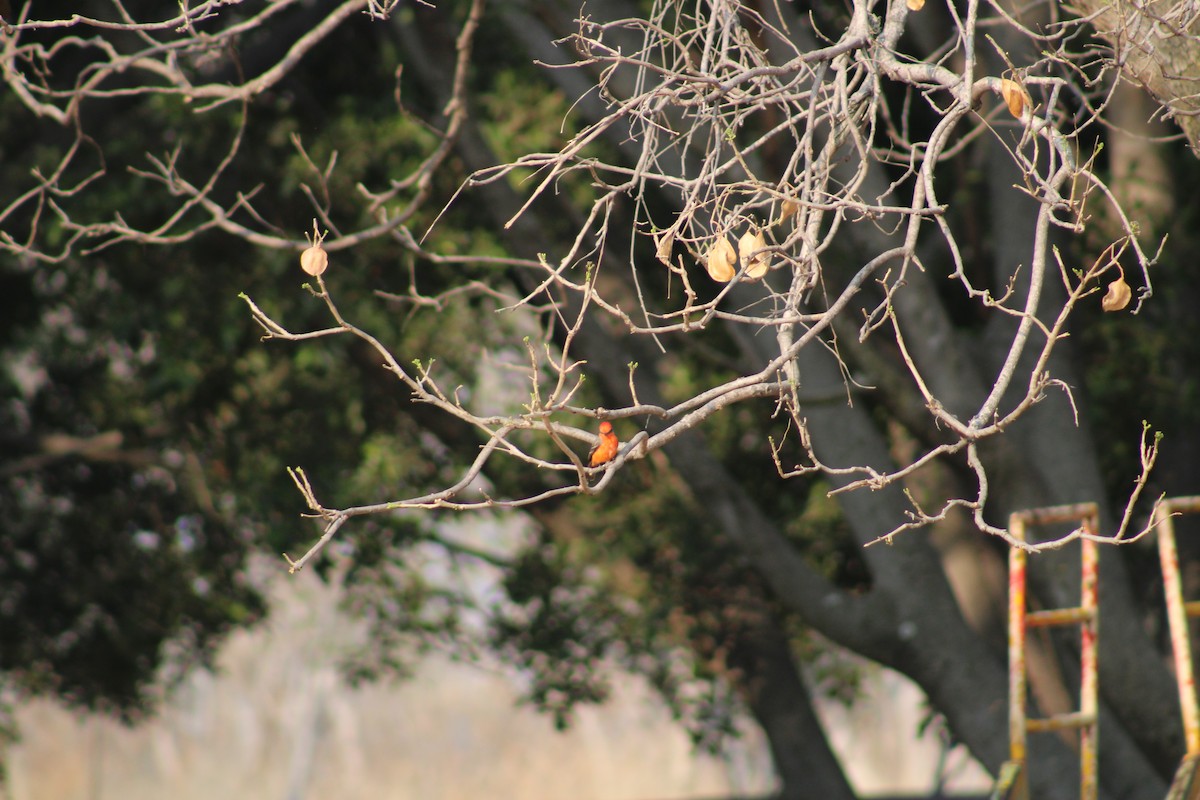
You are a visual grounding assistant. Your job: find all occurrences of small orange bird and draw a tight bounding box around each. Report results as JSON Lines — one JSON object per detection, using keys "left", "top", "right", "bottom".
{"left": 589, "top": 420, "right": 619, "bottom": 467}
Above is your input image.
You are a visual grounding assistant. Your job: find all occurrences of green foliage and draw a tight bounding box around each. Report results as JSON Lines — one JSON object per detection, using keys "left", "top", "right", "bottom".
{"left": 0, "top": 7, "right": 469, "bottom": 720}
{"left": 0, "top": 458, "right": 263, "bottom": 718}
{"left": 337, "top": 516, "right": 455, "bottom": 685}
{"left": 0, "top": 243, "right": 270, "bottom": 721}
{"left": 490, "top": 539, "right": 618, "bottom": 727}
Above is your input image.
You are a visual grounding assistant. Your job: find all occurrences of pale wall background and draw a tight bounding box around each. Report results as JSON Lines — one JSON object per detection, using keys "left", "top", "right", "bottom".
{"left": 6, "top": 560, "right": 989, "bottom": 800}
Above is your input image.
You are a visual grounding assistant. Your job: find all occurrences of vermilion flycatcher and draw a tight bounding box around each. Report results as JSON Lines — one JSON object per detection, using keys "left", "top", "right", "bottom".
{"left": 589, "top": 420, "right": 619, "bottom": 467}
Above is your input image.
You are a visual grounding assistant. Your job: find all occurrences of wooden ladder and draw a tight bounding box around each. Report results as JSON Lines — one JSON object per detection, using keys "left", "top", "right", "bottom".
{"left": 993, "top": 503, "right": 1100, "bottom": 800}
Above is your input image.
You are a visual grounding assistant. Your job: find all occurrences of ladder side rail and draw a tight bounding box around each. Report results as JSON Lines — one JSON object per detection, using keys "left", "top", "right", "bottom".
{"left": 1158, "top": 499, "right": 1200, "bottom": 756}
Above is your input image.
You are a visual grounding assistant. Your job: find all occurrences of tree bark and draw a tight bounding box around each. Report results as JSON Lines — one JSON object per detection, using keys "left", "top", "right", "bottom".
{"left": 1068, "top": 0, "right": 1200, "bottom": 156}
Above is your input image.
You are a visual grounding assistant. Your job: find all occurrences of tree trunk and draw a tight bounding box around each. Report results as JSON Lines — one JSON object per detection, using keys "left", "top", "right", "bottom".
{"left": 1068, "top": 0, "right": 1200, "bottom": 156}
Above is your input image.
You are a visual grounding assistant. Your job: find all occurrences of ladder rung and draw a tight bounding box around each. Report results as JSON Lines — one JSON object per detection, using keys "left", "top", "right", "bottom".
{"left": 1027, "top": 607, "right": 1095, "bottom": 627}
{"left": 1027, "top": 711, "right": 1096, "bottom": 733}
{"left": 1164, "top": 496, "right": 1200, "bottom": 515}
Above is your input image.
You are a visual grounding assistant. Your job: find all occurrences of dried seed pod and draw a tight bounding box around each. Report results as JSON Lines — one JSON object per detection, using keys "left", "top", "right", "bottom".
{"left": 779, "top": 198, "right": 799, "bottom": 222}
{"left": 739, "top": 229, "right": 770, "bottom": 279}
{"left": 907, "top": 0, "right": 925, "bottom": 10}
{"left": 706, "top": 235, "right": 737, "bottom": 282}
{"left": 655, "top": 228, "right": 675, "bottom": 266}
{"left": 300, "top": 243, "right": 328, "bottom": 277}
{"left": 999, "top": 78, "right": 1030, "bottom": 119}
{"left": 1101, "top": 275, "right": 1131, "bottom": 312}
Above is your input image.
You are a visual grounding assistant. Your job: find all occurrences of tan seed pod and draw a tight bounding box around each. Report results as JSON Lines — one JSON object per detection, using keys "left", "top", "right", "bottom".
{"left": 1101, "top": 275, "right": 1132, "bottom": 312}
{"left": 779, "top": 198, "right": 799, "bottom": 222}
{"left": 906, "top": 0, "right": 925, "bottom": 10}
{"left": 739, "top": 229, "right": 770, "bottom": 279}
{"left": 300, "top": 244, "right": 328, "bottom": 277}
{"left": 706, "top": 235, "right": 737, "bottom": 282}
{"left": 655, "top": 228, "right": 675, "bottom": 266}
{"left": 999, "top": 78, "right": 1030, "bottom": 119}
